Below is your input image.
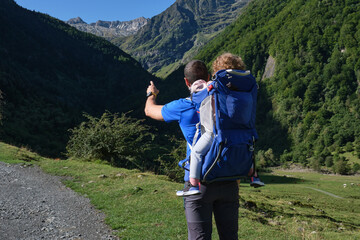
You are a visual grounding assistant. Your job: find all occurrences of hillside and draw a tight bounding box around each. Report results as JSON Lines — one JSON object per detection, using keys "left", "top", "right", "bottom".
{"left": 0, "top": 0, "right": 157, "bottom": 157}
{"left": 115, "top": 0, "right": 251, "bottom": 77}
{"left": 1, "top": 142, "right": 359, "bottom": 239}
{"left": 194, "top": 0, "right": 360, "bottom": 170}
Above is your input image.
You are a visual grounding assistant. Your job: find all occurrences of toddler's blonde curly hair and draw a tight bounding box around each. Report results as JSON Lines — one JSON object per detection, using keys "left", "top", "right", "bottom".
{"left": 212, "top": 53, "right": 246, "bottom": 74}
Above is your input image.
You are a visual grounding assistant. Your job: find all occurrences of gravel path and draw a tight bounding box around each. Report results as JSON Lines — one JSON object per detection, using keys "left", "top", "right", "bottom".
{"left": 0, "top": 162, "right": 119, "bottom": 240}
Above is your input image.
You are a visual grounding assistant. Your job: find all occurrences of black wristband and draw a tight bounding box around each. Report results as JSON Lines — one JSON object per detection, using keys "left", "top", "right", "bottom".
{"left": 146, "top": 91, "right": 157, "bottom": 97}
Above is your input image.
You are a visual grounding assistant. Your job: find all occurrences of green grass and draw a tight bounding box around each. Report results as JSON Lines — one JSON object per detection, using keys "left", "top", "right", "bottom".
{"left": 155, "top": 61, "right": 182, "bottom": 79}
{"left": 0, "top": 143, "right": 45, "bottom": 164}
{"left": 1, "top": 142, "right": 360, "bottom": 239}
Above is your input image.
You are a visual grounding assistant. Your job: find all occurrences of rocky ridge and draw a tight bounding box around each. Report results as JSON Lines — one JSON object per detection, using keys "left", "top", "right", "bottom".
{"left": 66, "top": 17, "right": 149, "bottom": 39}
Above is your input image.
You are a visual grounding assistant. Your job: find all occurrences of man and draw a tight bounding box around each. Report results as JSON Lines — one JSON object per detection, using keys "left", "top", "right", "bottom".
{"left": 145, "top": 60, "right": 239, "bottom": 240}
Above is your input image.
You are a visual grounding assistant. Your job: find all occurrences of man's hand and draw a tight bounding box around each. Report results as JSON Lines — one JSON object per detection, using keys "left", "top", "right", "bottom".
{"left": 144, "top": 81, "right": 164, "bottom": 121}
{"left": 146, "top": 81, "right": 160, "bottom": 97}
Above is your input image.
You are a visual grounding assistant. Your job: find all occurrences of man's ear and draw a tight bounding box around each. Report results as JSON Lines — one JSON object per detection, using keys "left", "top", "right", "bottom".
{"left": 184, "top": 77, "right": 191, "bottom": 88}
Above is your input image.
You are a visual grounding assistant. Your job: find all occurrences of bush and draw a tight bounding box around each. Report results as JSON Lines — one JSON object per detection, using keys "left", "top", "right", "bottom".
{"left": 155, "top": 137, "right": 187, "bottom": 182}
{"left": 255, "top": 150, "right": 266, "bottom": 168}
{"left": 355, "top": 145, "right": 360, "bottom": 158}
{"left": 310, "top": 157, "right": 323, "bottom": 172}
{"left": 325, "top": 156, "right": 334, "bottom": 167}
{"left": 280, "top": 151, "right": 293, "bottom": 163}
{"left": 344, "top": 142, "right": 353, "bottom": 152}
{"left": 332, "top": 158, "right": 351, "bottom": 175}
{"left": 353, "top": 163, "right": 360, "bottom": 174}
{"left": 264, "top": 148, "right": 277, "bottom": 166}
{"left": 66, "top": 111, "right": 154, "bottom": 169}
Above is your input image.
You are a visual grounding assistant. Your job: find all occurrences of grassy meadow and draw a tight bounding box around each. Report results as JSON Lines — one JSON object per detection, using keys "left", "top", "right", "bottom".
{"left": 1, "top": 142, "right": 359, "bottom": 239}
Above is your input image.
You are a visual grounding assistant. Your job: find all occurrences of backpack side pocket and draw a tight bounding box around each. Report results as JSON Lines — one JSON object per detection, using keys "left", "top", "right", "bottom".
{"left": 226, "top": 91, "right": 253, "bottom": 127}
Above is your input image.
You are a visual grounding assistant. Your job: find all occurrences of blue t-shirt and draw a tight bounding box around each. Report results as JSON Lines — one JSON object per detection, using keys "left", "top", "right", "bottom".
{"left": 161, "top": 98, "right": 199, "bottom": 181}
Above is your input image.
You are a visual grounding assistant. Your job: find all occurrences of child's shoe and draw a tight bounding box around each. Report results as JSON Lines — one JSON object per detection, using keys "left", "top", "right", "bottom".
{"left": 250, "top": 176, "right": 265, "bottom": 188}
{"left": 176, "top": 183, "right": 201, "bottom": 196}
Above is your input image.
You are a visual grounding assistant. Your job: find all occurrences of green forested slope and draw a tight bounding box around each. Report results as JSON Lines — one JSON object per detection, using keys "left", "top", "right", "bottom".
{"left": 0, "top": 0, "right": 157, "bottom": 156}
{"left": 195, "top": 0, "right": 360, "bottom": 169}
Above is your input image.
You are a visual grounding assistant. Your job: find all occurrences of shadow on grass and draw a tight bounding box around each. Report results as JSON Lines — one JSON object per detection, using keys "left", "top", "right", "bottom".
{"left": 240, "top": 174, "right": 311, "bottom": 185}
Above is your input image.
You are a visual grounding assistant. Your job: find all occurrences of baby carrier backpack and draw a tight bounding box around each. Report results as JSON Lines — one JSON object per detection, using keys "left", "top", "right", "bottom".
{"left": 180, "top": 69, "right": 258, "bottom": 183}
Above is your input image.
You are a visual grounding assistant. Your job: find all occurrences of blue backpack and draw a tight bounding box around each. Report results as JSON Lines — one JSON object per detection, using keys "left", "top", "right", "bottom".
{"left": 179, "top": 69, "right": 258, "bottom": 183}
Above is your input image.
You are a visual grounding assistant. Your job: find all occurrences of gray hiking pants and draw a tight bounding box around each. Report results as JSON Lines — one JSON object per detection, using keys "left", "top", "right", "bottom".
{"left": 184, "top": 181, "right": 239, "bottom": 240}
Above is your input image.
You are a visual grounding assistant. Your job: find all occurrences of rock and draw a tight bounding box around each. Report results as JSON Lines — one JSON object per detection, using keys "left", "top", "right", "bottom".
{"left": 115, "top": 173, "right": 126, "bottom": 178}
{"left": 243, "top": 201, "right": 257, "bottom": 209}
{"left": 262, "top": 56, "right": 276, "bottom": 80}
{"left": 268, "top": 219, "right": 281, "bottom": 226}
{"left": 133, "top": 186, "right": 143, "bottom": 192}
{"left": 67, "top": 17, "right": 86, "bottom": 24}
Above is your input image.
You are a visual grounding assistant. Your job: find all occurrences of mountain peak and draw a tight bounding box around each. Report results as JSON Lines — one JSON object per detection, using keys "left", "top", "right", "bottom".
{"left": 119, "top": 0, "right": 252, "bottom": 75}
{"left": 67, "top": 17, "right": 86, "bottom": 24}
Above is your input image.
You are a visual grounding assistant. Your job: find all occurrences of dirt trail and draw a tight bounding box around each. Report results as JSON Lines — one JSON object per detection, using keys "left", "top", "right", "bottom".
{"left": 0, "top": 162, "right": 118, "bottom": 240}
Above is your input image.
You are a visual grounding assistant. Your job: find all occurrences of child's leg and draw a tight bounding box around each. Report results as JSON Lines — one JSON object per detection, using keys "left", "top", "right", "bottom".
{"left": 190, "top": 131, "right": 213, "bottom": 180}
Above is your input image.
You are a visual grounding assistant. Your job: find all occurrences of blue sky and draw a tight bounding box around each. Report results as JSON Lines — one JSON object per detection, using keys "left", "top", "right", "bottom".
{"left": 15, "top": 0, "right": 176, "bottom": 23}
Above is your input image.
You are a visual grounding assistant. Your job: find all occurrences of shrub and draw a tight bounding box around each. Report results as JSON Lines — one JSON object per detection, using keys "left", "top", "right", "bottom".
{"left": 255, "top": 150, "right": 266, "bottom": 168}
{"left": 280, "top": 151, "right": 293, "bottom": 163}
{"left": 155, "top": 138, "right": 187, "bottom": 182}
{"left": 355, "top": 145, "right": 360, "bottom": 158}
{"left": 353, "top": 163, "right": 360, "bottom": 174}
{"left": 325, "top": 156, "right": 334, "bottom": 167}
{"left": 344, "top": 142, "right": 353, "bottom": 152}
{"left": 264, "top": 148, "right": 277, "bottom": 166}
{"left": 332, "top": 158, "right": 351, "bottom": 175}
{"left": 66, "top": 111, "right": 154, "bottom": 169}
{"left": 310, "top": 157, "right": 323, "bottom": 172}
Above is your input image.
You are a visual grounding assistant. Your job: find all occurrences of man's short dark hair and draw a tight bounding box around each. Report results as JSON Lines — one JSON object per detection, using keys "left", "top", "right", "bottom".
{"left": 184, "top": 60, "right": 208, "bottom": 85}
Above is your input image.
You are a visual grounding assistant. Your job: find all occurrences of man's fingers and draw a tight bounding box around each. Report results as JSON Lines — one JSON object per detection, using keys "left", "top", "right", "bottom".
{"left": 147, "top": 81, "right": 159, "bottom": 95}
